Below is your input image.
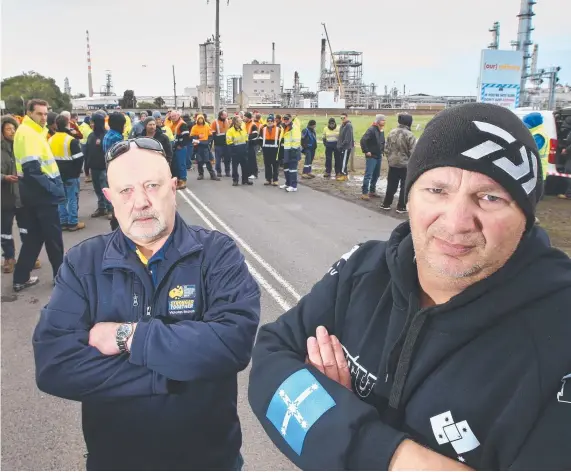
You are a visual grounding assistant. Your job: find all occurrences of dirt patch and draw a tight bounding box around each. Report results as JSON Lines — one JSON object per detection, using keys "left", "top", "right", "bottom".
{"left": 300, "top": 165, "right": 571, "bottom": 255}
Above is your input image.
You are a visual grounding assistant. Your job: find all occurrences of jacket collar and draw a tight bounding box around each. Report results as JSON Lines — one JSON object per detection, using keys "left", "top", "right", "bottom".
{"left": 22, "top": 115, "right": 45, "bottom": 134}
{"left": 101, "top": 213, "right": 203, "bottom": 272}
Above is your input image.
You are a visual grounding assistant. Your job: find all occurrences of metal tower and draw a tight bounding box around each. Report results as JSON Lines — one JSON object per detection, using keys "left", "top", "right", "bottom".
{"left": 64, "top": 77, "right": 71, "bottom": 96}
{"left": 86, "top": 30, "right": 94, "bottom": 97}
{"left": 100, "top": 70, "right": 113, "bottom": 96}
{"left": 488, "top": 22, "right": 500, "bottom": 49}
{"left": 511, "top": 0, "right": 537, "bottom": 95}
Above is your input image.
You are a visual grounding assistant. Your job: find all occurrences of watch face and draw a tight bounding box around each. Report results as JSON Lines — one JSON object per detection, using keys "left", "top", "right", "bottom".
{"left": 117, "top": 324, "right": 132, "bottom": 340}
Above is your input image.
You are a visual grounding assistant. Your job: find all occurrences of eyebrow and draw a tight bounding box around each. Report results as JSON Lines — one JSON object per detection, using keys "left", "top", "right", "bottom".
{"left": 427, "top": 180, "right": 510, "bottom": 196}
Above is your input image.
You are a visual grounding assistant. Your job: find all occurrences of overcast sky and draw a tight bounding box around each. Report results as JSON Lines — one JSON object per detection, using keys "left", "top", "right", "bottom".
{"left": 2, "top": 0, "right": 569, "bottom": 98}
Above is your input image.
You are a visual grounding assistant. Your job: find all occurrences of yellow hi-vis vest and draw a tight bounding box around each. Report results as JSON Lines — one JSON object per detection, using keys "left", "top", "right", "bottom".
{"left": 283, "top": 123, "right": 301, "bottom": 149}
{"left": 49, "top": 132, "right": 83, "bottom": 162}
{"left": 14, "top": 116, "right": 60, "bottom": 179}
{"left": 323, "top": 126, "right": 339, "bottom": 143}
{"left": 226, "top": 127, "right": 248, "bottom": 146}
{"left": 79, "top": 123, "right": 92, "bottom": 144}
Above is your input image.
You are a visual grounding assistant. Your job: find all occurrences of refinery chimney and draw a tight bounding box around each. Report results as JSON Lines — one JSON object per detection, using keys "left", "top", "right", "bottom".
{"left": 86, "top": 30, "right": 94, "bottom": 97}
{"left": 272, "top": 42, "right": 275, "bottom": 63}
{"left": 514, "top": 0, "right": 536, "bottom": 94}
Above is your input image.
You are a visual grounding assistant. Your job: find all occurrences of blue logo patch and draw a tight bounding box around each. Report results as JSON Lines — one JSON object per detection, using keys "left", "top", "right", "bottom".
{"left": 266, "top": 368, "right": 336, "bottom": 455}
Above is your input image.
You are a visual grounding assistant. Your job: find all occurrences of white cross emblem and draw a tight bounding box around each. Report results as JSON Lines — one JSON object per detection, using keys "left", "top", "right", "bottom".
{"left": 278, "top": 383, "right": 319, "bottom": 436}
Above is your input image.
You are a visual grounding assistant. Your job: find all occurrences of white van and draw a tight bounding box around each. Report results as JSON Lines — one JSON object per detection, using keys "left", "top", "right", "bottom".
{"left": 512, "top": 108, "right": 570, "bottom": 195}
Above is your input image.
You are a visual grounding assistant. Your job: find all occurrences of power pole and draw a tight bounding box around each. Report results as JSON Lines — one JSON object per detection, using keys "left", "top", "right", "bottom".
{"left": 214, "top": 0, "right": 220, "bottom": 117}
{"left": 172, "top": 65, "right": 178, "bottom": 109}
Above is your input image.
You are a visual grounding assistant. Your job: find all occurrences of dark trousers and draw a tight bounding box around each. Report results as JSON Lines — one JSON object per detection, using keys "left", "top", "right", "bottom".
{"left": 302, "top": 148, "right": 315, "bottom": 174}
{"left": 383, "top": 166, "right": 407, "bottom": 210}
{"left": 195, "top": 145, "right": 214, "bottom": 176}
{"left": 215, "top": 145, "right": 231, "bottom": 175}
{"left": 231, "top": 145, "right": 249, "bottom": 183}
{"left": 262, "top": 147, "right": 279, "bottom": 182}
{"left": 278, "top": 146, "right": 285, "bottom": 169}
{"left": 340, "top": 149, "right": 350, "bottom": 175}
{"left": 91, "top": 169, "right": 113, "bottom": 212}
{"left": 1, "top": 207, "right": 25, "bottom": 260}
{"left": 284, "top": 148, "right": 300, "bottom": 189}
{"left": 247, "top": 143, "right": 258, "bottom": 177}
{"left": 198, "top": 160, "right": 215, "bottom": 176}
{"left": 324, "top": 145, "right": 339, "bottom": 175}
{"left": 13, "top": 204, "right": 63, "bottom": 284}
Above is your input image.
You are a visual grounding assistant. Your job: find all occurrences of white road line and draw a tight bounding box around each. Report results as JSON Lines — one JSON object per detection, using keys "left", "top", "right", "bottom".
{"left": 182, "top": 187, "right": 302, "bottom": 302}
{"left": 177, "top": 190, "right": 292, "bottom": 312}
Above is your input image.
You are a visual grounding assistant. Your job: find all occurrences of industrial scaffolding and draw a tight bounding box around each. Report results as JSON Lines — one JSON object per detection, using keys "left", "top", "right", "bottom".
{"left": 319, "top": 48, "right": 376, "bottom": 107}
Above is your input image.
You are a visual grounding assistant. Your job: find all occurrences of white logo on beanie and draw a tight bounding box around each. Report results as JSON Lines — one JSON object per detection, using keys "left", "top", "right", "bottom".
{"left": 461, "top": 121, "right": 538, "bottom": 195}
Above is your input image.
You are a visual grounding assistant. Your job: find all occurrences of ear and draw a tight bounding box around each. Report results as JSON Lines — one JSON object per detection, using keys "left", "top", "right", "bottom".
{"left": 170, "top": 177, "right": 177, "bottom": 193}
{"left": 102, "top": 187, "right": 112, "bottom": 202}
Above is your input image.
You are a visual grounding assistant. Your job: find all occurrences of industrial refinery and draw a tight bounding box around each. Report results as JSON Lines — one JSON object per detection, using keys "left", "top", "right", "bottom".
{"left": 70, "top": 0, "right": 569, "bottom": 112}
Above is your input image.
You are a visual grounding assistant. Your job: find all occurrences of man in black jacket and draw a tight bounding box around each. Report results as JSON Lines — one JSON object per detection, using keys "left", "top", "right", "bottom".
{"left": 359, "top": 114, "right": 386, "bottom": 200}
{"left": 85, "top": 113, "right": 112, "bottom": 218}
{"left": 336, "top": 112, "right": 354, "bottom": 181}
{"left": 249, "top": 103, "right": 571, "bottom": 470}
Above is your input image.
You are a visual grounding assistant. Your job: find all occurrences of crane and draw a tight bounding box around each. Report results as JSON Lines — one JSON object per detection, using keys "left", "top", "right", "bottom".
{"left": 321, "top": 22, "right": 344, "bottom": 99}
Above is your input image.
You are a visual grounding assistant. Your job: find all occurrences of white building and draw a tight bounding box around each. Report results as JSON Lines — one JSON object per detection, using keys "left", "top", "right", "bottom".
{"left": 242, "top": 61, "right": 281, "bottom": 104}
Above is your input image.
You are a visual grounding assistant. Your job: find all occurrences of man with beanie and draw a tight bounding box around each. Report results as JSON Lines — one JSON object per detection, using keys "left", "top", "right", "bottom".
{"left": 301, "top": 119, "right": 317, "bottom": 179}
{"left": 322, "top": 117, "right": 340, "bottom": 178}
{"left": 381, "top": 113, "right": 417, "bottom": 213}
{"left": 152, "top": 111, "right": 174, "bottom": 142}
{"left": 336, "top": 112, "right": 354, "bottom": 181}
{"left": 249, "top": 103, "right": 570, "bottom": 471}
{"left": 359, "top": 114, "right": 386, "bottom": 199}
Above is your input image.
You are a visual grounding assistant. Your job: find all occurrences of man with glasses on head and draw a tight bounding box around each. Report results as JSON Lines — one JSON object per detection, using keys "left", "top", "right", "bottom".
{"left": 280, "top": 114, "right": 302, "bottom": 192}
{"left": 33, "top": 136, "right": 261, "bottom": 471}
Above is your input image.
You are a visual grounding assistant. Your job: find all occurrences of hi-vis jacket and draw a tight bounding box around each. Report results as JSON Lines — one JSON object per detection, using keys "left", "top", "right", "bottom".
{"left": 226, "top": 126, "right": 248, "bottom": 147}
{"left": 211, "top": 118, "right": 230, "bottom": 146}
{"left": 261, "top": 125, "right": 282, "bottom": 148}
{"left": 49, "top": 131, "right": 84, "bottom": 181}
{"left": 322, "top": 126, "right": 339, "bottom": 146}
{"left": 282, "top": 123, "right": 301, "bottom": 150}
{"left": 14, "top": 116, "right": 64, "bottom": 205}
{"left": 249, "top": 222, "right": 571, "bottom": 471}
{"left": 245, "top": 121, "right": 259, "bottom": 144}
{"left": 33, "top": 214, "right": 261, "bottom": 470}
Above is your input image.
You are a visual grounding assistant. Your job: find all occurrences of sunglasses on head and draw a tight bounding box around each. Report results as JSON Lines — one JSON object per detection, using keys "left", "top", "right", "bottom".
{"left": 106, "top": 137, "right": 166, "bottom": 167}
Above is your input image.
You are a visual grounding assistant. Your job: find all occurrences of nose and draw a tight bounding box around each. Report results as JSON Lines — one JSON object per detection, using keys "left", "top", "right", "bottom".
{"left": 132, "top": 186, "right": 151, "bottom": 211}
{"left": 440, "top": 194, "right": 481, "bottom": 235}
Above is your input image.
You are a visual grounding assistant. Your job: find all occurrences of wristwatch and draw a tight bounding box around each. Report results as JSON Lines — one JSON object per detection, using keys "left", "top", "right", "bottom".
{"left": 116, "top": 322, "right": 134, "bottom": 354}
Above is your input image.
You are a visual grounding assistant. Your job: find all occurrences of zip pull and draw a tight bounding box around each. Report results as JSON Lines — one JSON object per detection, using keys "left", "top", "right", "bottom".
{"left": 146, "top": 306, "right": 151, "bottom": 317}
{"left": 385, "top": 373, "right": 389, "bottom": 383}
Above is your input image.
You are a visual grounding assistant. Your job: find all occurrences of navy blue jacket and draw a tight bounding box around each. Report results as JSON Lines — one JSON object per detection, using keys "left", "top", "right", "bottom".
{"left": 33, "top": 214, "right": 260, "bottom": 470}
{"left": 249, "top": 222, "right": 571, "bottom": 470}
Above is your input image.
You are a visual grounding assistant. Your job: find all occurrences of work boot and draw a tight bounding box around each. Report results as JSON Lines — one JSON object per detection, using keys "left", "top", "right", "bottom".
{"left": 91, "top": 208, "right": 108, "bottom": 218}
{"left": 336, "top": 175, "right": 348, "bottom": 182}
{"left": 360, "top": 194, "right": 370, "bottom": 201}
{"left": 558, "top": 194, "right": 571, "bottom": 200}
{"left": 301, "top": 174, "right": 311, "bottom": 179}
{"left": 264, "top": 180, "right": 271, "bottom": 186}
{"left": 2, "top": 258, "right": 16, "bottom": 274}
{"left": 68, "top": 222, "right": 86, "bottom": 232}
{"left": 323, "top": 173, "right": 331, "bottom": 179}
{"left": 34, "top": 260, "right": 41, "bottom": 270}
{"left": 209, "top": 172, "right": 220, "bottom": 181}
{"left": 13, "top": 276, "right": 40, "bottom": 293}
{"left": 369, "top": 192, "right": 380, "bottom": 198}
{"left": 197, "top": 174, "right": 204, "bottom": 181}
{"left": 177, "top": 179, "right": 187, "bottom": 190}
{"left": 272, "top": 181, "right": 279, "bottom": 186}
{"left": 308, "top": 173, "right": 316, "bottom": 179}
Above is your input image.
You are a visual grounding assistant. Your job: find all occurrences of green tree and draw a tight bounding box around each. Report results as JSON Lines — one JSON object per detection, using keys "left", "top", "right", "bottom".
{"left": 138, "top": 101, "right": 156, "bottom": 109}
{"left": 153, "top": 96, "right": 165, "bottom": 108}
{"left": 119, "top": 90, "right": 137, "bottom": 108}
{"left": 1, "top": 71, "right": 72, "bottom": 114}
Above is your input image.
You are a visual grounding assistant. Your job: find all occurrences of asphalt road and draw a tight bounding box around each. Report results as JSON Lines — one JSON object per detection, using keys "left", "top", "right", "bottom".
{"left": 1, "top": 175, "right": 400, "bottom": 471}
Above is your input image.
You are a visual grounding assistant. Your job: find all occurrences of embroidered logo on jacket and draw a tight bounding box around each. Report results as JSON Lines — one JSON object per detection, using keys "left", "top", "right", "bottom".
{"left": 430, "top": 410, "right": 480, "bottom": 462}
{"left": 168, "top": 284, "right": 196, "bottom": 315}
{"left": 266, "top": 369, "right": 336, "bottom": 455}
{"left": 558, "top": 373, "right": 571, "bottom": 404}
{"left": 342, "top": 345, "right": 377, "bottom": 398}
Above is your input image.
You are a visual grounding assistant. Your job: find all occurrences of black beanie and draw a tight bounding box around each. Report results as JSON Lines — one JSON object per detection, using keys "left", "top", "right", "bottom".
{"left": 405, "top": 103, "right": 542, "bottom": 230}
{"left": 398, "top": 113, "right": 413, "bottom": 127}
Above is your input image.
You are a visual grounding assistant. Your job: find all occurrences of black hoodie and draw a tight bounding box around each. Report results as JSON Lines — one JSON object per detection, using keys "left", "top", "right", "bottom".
{"left": 249, "top": 222, "right": 571, "bottom": 470}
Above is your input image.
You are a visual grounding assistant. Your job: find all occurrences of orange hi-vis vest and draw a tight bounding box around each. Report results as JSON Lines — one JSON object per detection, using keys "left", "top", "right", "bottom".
{"left": 171, "top": 119, "right": 187, "bottom": 137}
{"left": 261, "top": 125, "right": 281, "bottom": 148}
{"left": 211, "top": 119, "right": 229, "bottom": 136}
